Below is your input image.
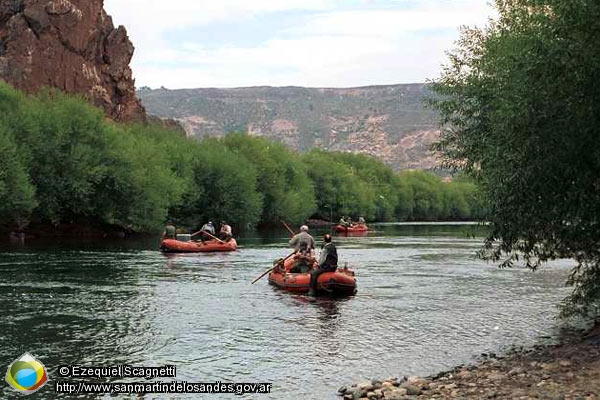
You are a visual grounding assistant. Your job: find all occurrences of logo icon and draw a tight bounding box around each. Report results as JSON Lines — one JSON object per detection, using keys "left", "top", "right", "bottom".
{"left": 5, "top": 353, "right": 48, "bottom": 394}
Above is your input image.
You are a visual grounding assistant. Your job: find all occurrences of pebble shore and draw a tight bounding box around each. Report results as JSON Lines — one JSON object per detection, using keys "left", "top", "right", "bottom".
{"left": 338, "top": 325, "right": 600, "bottom": 399}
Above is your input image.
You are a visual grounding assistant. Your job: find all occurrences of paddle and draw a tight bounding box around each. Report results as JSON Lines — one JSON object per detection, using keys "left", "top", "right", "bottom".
{"left": 190, "top": 229, "right": 204, "bottom": 237}
{"left": 281, "top": 221, "right": 295, "bottom": 237}
{"left": 251, "top": 251, "right": 296, "bottom": 284}
{"left": 191, "top": 229, "right": 227, "bottom": 244}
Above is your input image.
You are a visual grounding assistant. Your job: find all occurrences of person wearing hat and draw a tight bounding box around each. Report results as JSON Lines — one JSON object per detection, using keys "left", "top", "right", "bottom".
{"left": 289, "top": 225, "right": 315, "bottom": 256}
{"left": 200, "top": 221, "right": 215, "bottom": 242}
{"left": 219, "top": 221, "right": 232, "bottom": 242}
{"left": 288, "top": 225, "right": 315, "bottom": 273}
{"left": 309, "top": 233, "right": 338, "bottom": 296}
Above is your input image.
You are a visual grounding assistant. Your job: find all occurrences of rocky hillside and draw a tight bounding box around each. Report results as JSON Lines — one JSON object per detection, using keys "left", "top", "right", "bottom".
{"left": 0, "top": 0, "right": 145, "bottom": 122}
{"left": 138, "top": 84, "right": 440, "bottom": 171}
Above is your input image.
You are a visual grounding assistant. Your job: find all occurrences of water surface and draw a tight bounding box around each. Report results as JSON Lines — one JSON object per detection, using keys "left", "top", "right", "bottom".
{"left": 0, "top": 223, "right": 572, "bottom": 399}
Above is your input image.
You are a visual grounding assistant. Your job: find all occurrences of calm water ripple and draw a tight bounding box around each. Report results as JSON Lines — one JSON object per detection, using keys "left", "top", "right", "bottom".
{"left": 0, "top": 224, "right": 572, "bottom": 399}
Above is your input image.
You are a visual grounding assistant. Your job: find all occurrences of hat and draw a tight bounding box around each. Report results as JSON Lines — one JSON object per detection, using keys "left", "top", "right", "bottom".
{"left": 300, "top": 225, "right": 309, "bottom": 232}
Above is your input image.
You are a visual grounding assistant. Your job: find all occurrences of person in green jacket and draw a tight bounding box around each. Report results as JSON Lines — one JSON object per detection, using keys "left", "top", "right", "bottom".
{"left": 162, "top": 223, "right": 176, "bottom": 239}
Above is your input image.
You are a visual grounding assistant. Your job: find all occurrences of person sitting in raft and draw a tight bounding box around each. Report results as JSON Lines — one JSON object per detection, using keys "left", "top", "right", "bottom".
{"left": 288, "top": 225, "right": 315, "bottom": 273}
{"left": 358, "top": 216, "right": 365, "bottom": 224}
{"left": 219, "top": 221, "right": 232, "bottom": 242}
{"left": 339, "top": 216, "right": 348, "bottom": 227}
{"left": 200, "top": 221, "right": 215, "bottom": 242}
{"left": 162, "top": 222, "right": 176, "bottom": 240}
{"left": 308, "top": 233, "right": 338, "bottom": 296}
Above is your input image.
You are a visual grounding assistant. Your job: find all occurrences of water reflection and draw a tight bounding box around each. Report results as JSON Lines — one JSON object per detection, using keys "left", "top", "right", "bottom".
{"left": 288, "top": 296, "right": 342, "bottom": 340}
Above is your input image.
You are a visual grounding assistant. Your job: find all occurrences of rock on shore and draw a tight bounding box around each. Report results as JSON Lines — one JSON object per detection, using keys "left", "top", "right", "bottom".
{"left": 339, "top": 324, "right": 600, "bottom": 399}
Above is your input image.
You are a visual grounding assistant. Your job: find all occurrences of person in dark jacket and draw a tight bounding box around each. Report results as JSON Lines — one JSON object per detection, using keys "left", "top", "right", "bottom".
{"left": 308, "top": 234, "right": 338, "bottom": 296}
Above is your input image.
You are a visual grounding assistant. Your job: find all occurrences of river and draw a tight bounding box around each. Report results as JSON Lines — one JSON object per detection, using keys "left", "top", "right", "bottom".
{"left": 0, "top": 223, "right": 573, "bottom": 399}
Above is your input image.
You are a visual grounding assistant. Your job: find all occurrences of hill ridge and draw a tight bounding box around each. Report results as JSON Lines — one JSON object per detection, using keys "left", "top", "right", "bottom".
{"left": 138, "top": 83, "right": 440, "bottom": 171}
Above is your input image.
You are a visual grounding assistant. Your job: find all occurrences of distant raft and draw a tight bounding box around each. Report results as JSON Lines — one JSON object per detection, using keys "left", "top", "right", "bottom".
{"left": 334, "top": 223, "right": 368, "bottom": 233}
{"left": 160, "top": 238, "right": 237, "bottom": 253}
{"left": 268, "top": 255, "right": 357, "bottom": 296}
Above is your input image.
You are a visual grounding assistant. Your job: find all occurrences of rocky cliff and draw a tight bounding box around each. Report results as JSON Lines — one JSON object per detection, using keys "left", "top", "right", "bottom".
{"left": 138, "top": 84, "right": 440, "bottom": 171}
{"left": 0, "top": 0, "right": 145, "bottom": 122}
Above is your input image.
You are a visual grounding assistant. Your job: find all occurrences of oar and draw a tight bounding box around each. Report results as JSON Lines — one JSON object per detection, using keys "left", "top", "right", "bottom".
{"left": 281, "top": 221, "right": 295, "bottom": 237}
{"left": 191, "top": 229, "right": 227, "bottom": 244}
{"left": 251, "top": 251, "right": 296, "bottom": 284}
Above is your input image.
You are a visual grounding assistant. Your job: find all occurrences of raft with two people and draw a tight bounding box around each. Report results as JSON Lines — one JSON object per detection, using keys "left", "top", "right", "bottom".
{"left": 160, "top": 223, "right": 237, "bottom": 253}
{"left": 267, "top": 254, "right": 356, "bottom": 295}
{"left": 160, "top": 237, "right": 237, "bottom": 253}
{"left": 334, "top": 223, "right": 368, "bottom": 233}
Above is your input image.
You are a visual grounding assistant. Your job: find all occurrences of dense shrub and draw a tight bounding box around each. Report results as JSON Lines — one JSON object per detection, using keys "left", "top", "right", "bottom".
{"left": 0, "top": 83, "right": 484, "bottom": 233}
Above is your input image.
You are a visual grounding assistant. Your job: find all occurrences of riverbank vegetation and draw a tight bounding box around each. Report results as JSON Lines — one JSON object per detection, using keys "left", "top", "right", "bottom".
{"left": 0, "top": 82, "right": 484, "bottom": 234}
{"left": 431, "top": 0, "right": 600, "bottom": 316}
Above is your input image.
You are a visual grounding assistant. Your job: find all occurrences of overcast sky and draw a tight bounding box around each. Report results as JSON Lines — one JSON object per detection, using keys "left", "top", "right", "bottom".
{"left": 103, "top": 0, "right": 494, "bottom": 89}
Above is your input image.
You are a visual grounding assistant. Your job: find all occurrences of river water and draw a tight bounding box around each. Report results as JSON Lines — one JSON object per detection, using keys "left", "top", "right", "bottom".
{"left": 0, "top": 223, "right": 573, "bottom": 399}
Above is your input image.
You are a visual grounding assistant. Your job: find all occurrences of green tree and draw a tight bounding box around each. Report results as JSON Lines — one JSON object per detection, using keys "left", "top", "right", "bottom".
{"left": 222, "top": 133, "right": 315, "bottom": 225}
{"left": 302, "top": 149, "right": 377, "bottom": 220}
{"left": 173, "top": 140, "right": 263, "bottom": 229}
{"left": 0, "top": 128, "right": 36, "bottom": 229}
{"left": 431, "top": 0, "right": 600, "bottom": 316}
{"left": 394, "top": 177, "right": 415, "bottom": 221}
{"left": 99, "top": 123, "right": 187, "bottom": 231}
{"left": 21, "top": 90, "right": 115, "bottom": 225}
{"left": 329, "top": 152, "right": 399, "bottom": 220}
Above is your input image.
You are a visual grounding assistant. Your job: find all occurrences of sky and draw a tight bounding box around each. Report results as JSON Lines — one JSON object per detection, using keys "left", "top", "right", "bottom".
{"left": 103, "top": 0, "right": 494, "bottom": 89}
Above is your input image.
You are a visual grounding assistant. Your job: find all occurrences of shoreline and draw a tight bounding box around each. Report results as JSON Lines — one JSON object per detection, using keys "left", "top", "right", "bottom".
{"left": 2, "top": 220, "right": 485, "bottom": 241}
{"left": 339, "top": 322, "right": 600, "bottom": 399}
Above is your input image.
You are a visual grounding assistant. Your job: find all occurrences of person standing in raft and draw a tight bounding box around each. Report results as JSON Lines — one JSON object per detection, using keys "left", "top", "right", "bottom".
{"left": 162, "top": 222, "right": 176, "bottom": 240}
{"left": 200, "top": 221, "right": 215, "bottom": 242}
{"left": 219, "top": 221, "right": 232, "bottom": 242}
{"left": 288, "top": 225, "right": 315, "bottom": 273}
{"left": 309, "top": 233, "right": 338, "bottom": 296}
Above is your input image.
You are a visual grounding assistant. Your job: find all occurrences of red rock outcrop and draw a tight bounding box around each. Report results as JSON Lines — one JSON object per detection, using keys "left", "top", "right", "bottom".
{"left": 0, "top": 0, "right": 145, "bottom": 122}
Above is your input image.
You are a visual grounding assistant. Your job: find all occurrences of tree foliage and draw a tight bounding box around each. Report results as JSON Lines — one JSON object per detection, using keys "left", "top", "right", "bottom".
{"left": 172, "top": 139, "right": 263, "bottom": 229}
{"left": 301, "top": 149, "right": 482, "bottom": 222}
{"left": 221, "top": 133, "right": 315, "bottom": 224}
{"left": 0, "top": 128, "right": 36, "bottom": 228}
{"left": 0, "top": 82, "right": 484, "bottom": 235}
{"left": 431, "top": 0, "right": 600, "bottom": 317}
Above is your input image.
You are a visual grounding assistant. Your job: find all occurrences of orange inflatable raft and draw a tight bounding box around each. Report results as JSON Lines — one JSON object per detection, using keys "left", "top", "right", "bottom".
{"left": 160, "top": 238, "right": 237, "bottom": 253}
{"left": 268, "top": 255, "right": 357, "bottom": 295}
{"left": 334, "top": 223, "right": 368, "bottom": 233}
